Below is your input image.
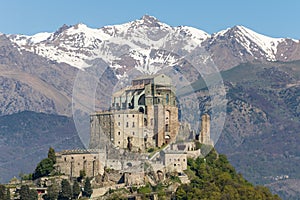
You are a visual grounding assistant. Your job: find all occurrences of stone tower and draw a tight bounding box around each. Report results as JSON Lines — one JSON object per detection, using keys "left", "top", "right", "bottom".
{"left": 89, "top": 74, "right": 179, "bottom": 151}
{"left": 199, "top": 113, "right": 213, "bottom": 145}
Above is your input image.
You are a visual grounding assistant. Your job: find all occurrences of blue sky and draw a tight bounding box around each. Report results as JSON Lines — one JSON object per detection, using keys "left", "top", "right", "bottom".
{"left": 0, "top": 0, "right": 299, "bottom": 39}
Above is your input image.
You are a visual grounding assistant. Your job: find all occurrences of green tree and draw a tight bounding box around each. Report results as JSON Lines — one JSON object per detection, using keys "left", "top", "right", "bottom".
{"left": 72, "top": 180, "right": 81, "bottom": 199}
{"left": 78, "top": 170, "right": 86, "bottom": 182}
{"left": 29, "top": 189, "right": 38, "bottom": 200}
{"left": 175, "top": 150, "right": 281, "bottom": 200}
{"left": 43, "top": 182, "right": 59, "bottom": 200}
{"left": 0, "top": 184, "right": 10, "bottom": 200}
{"left": 6, "top": 187, "right": 10, "bottom": 200}
{"left": 19, "top": 185, "right": 30, "bottom": 200}
{"left": 33, "top": 158, "right": 54, "bottom": 179}
{"left": 175, "top": 187, "right": 187, "bottom": 200}
{"left": 48, "top": 147, "right": 56, "bottom": 164}
{"left": 82, "top": 177, "right": 93, "bottom": 198}
{"left": 58, "top": 179, "right": 72, "bottom": 200}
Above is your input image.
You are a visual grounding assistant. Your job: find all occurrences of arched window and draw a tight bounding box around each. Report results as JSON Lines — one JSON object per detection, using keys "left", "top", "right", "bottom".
{"left": 166, "top": 94, "right": 169, "bottom": 104}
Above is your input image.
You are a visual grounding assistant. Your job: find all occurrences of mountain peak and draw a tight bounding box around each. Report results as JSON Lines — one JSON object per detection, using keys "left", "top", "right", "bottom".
{"left": 54, "top": 24, "right": 71, "bottom": 36}
{"left": 135, "top": 15, "right": 162, "bottom": 28}
{"left": 141, "top": 15, "right": 158, "bottom": 22}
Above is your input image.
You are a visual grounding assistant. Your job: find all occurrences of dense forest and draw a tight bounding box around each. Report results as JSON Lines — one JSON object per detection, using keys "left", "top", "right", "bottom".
{"left": 175, "top": 148, "right": 281, "bottom": 200}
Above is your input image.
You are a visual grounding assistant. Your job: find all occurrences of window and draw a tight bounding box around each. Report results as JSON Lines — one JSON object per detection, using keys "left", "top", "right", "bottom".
{"left": 118, "top": 141, "right": 120, "bottom": 144}
{"left": 118, "top": 114, "right": 120, "bottom": 118}
{"left": 132, "top": 122, "right": 135, "bottom": 127}
{"left": 132, "top": 114, "right": 135, "bottom": 118}
{"left": 64, "top": 157, "right": 67, "bottom": 162}
{"left": 166, "top": 94, "right": 169, "bottom": 103}
{"left": 83, "top": 156, "right": 85, "bottom": 159}
{"left": 118, "top": 122, "right": 120, "bottom": 126}
{"left": 118, "top": 132, "right": 120, "bottom": 135}
{"left": 126, "top": 122, "right": 129, "bottom": 127}
{"left": 132, "top": 132, "right": 135, "bottom": 135}
{"left": 126, "top": 114, "right": 129, "bottom": 118}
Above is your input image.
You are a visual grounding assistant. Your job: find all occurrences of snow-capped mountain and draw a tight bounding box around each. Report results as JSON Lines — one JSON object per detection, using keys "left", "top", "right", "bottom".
{"left": 8, "top": 15, "right": 300, "bottom": 75}
{"left": 9, "top": 15, "right": 210, "bottom": 76}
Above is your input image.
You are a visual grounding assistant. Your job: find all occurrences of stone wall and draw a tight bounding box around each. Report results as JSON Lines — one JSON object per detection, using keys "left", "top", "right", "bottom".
{"left": 161, "top": 151, "right": 187, "bottom": 173}
{"left": 55, "top": 150, "right": 105, "bottom": 178}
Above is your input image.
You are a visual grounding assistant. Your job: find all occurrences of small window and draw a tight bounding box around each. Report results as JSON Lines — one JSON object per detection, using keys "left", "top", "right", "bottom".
{"left": 78, "top": 163, "right": 80, "bottom": 165}
{"left": 118, "top": 141, "right": 120, "bottom": 144}
{"left": 178, "top": 159, "right": 180, "bottom": 161}
{"left": 127, "top": 114, "right": 128, "bottom": 118}
{"left": 174, "top": 164, "right": 176, "bottom": 166}
{"left": 132, "top": 122, "right": 135, "bottom": 127}
{"left": 71, "top": 157, "right": 74, "bottom": 159}
{"left": 126, "top": 122, "right": 129, "bottom": 127}
{"left": 118, "top": 115, "right": 120, "bottom": 118}
{"left": 183, "top": 159, "right": 185, "bottom": 162}
{"left": 118, "top": 122, "right": 120, "bottom": 126}
{"left": 94, "top": 156, "right": 96, "bottom": 159}
{"left": 83, "top": 156, "right": 85, "bottom": 159}
{"left": 64, "top": 157, "right": 67, "bottom": 162}
{"left": 118, "top": 132, "right": 120, "bottom": 135}
{"left": 132, "top": 132, "right": 135, "bottom": 135}
{"left": 132, "top": 114, "right": 135, "bottom": 118}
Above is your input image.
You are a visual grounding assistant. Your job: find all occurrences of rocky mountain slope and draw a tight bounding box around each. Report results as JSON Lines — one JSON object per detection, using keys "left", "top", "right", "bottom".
{"left": 0, "top": 111, "right": 84, "bottom": 183}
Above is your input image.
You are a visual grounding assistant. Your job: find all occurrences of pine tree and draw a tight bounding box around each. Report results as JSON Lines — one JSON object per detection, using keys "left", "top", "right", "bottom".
{"left": 29, "top": 189, "right": 38, "bottom": 200}
{"left": 48, "top": 147, "right": 56, "bottom": 164}
{"left": 82, "top": 177, "right": 93, "bottom": 198}
{"left": 19, "top": 185, "right": 30, "bottom": 200}
{"left": 72, "top": 181, "right": 81, "bottom": 199}
{"left": 58, "top": 179, "right": 72, "bottom": 200}
{"left": 43, "top": 182, "right": 59, "bottom": 200}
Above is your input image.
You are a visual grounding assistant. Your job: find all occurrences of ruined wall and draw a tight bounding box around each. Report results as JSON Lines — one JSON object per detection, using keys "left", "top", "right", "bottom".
{"left": 124, "top": 172, "right": 145, "bottom": 186}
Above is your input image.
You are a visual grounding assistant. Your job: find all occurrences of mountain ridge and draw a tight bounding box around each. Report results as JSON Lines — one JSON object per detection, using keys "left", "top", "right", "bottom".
{"left": 7, "top": 15, "right": 300, "bottom": 75}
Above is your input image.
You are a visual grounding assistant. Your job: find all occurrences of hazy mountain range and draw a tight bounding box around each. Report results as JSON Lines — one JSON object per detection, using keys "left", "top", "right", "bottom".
{"left": 0, "top": 15, "right": 299, "bottom": 199}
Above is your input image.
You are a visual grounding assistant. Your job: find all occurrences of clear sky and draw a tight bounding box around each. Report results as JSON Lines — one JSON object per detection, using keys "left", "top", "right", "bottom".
{"left": 0, "top": 0, "right": 299, "bottom": 39}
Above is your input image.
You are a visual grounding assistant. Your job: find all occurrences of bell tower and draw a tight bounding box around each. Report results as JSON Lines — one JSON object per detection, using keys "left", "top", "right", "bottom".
{"left": 199, "top": 113, "right": 213, "bottom": 145}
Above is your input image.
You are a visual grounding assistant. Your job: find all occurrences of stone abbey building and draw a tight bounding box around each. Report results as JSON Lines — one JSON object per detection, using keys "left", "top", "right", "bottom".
{"left": 55, "top": 74, "right": 212, "bottom": 181}
{"left": 89, "top": 74, "right": 179, "bottom": 151}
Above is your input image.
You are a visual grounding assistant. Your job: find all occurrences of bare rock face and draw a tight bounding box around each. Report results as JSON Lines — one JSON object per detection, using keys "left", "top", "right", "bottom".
{"left": 276, "top": 39, "right": 300, "bottom": 61}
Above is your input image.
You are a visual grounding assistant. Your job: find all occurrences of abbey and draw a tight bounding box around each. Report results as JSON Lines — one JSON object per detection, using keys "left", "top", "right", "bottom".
{"left": 89, "top": 74, "right": 179, "bottom": 151}
{"left": 55, "top": 74, "right": 213, "bottom": 191}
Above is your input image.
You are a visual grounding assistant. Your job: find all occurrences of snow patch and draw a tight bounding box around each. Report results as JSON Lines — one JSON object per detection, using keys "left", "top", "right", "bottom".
{"left": 30, "top": 32, "right": 52, "bottom": 43}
